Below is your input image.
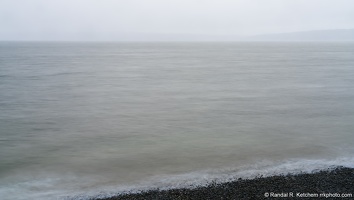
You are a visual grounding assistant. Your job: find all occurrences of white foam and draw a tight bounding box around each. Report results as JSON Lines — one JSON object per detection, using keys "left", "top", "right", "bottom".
{"left": 1, "top": 156, "right": 353, "bottom": 200}
{"left": 67, "top": 156, "right": 354, "bottom": 200}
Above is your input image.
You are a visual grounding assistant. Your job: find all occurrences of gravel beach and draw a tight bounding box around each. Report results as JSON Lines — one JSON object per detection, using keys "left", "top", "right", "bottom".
{"left": 94, "top": 167, "right": 354, "bottom": 200}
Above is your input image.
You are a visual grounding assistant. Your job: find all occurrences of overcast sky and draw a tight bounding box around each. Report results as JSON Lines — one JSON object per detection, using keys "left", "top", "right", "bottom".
{"left": 1, "top": 0, "right": 354, "bottom": 41}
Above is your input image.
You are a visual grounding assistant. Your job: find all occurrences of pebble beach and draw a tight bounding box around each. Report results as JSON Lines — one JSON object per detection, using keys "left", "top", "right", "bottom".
{"left": 95, "top": 167, "right": 354, "bottom": 200}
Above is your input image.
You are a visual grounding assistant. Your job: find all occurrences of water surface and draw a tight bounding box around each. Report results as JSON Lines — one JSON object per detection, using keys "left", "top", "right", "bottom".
{"left": 1, "top": 42, "right": 354, "bottom": 199}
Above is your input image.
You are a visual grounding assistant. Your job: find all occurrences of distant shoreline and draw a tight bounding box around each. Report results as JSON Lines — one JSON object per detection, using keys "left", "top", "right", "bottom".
{"left": 93, "top": 167, "right": 354, "bottom": 200}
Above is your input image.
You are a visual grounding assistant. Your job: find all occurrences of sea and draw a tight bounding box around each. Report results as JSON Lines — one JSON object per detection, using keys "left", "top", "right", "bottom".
{"left": 1, "top": 42, "right": 354, "bottom": 200}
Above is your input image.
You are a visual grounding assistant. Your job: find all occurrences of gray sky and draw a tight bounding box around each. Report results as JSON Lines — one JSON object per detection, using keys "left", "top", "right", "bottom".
{"left": 1, "top": 0, "right": 354, "bottom": 41}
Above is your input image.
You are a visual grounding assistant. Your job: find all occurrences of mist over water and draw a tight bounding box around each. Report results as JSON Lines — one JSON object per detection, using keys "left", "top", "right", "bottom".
{"left": 1, "top": 42, "right": 354, "bottom": 199}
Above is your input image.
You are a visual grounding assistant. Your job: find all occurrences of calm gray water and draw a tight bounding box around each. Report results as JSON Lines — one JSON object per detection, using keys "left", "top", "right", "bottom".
{"left": 1, "top": 42, "right": 354, "bottom": 199}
